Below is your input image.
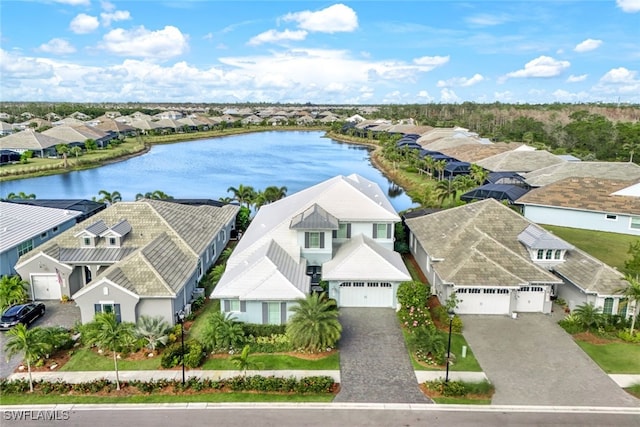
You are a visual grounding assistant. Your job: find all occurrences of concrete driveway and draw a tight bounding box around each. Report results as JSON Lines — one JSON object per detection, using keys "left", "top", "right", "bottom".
{"left": 334, "top": 308, "right": 430, "bottom": 403}
{"left": 0, "top": 301, "right": 80, "bottom": 378}
{"left": 461, "top": 313, "right": 639, "bottom": 407}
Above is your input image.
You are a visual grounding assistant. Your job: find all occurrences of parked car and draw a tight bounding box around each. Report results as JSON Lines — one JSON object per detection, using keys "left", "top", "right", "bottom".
{"left": 0, "top": 303, "right": 46, "bottom": 330}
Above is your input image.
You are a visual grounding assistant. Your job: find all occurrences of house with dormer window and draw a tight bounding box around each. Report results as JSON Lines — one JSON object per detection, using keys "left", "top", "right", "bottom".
{"left": 405, "top": 198, "right": 631, "bottom": 316}
{"left": 211, "top": 174, "right": 411, "bottom": 324}
{"left": 14, "top": 200, "right": 239, "bottom": 325}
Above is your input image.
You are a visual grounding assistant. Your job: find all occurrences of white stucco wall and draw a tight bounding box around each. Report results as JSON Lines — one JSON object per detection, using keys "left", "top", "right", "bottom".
{"left": 522, "top": 205, "right": 640, "bottom": 236}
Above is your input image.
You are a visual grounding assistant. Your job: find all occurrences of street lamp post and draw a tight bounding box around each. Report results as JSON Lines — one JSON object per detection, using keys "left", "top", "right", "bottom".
{"left": 175, "top": 309, "right": 186, "bottom": 385}
{"left": 445, "top": 309, "right": 455, "bottom": 383}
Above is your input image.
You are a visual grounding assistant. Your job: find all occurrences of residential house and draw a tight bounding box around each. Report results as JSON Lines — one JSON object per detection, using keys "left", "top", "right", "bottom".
{"left": 0, "top": 202, "right": 83, "bottom": 277}
{"left": 43, "top": 125, "right": 113, "bottom": 148}
{"left": 517, "top": 177, "right": 640, "bottom": 236}
{"left": 0, "top": 129, "right": 64, "bottom": 157}
{"left": 4, "top": 199, "right": 107, "bottom": 224}
{"left": 405, "top": 198, "right": 630, "bottom": 316}
{"left": 14, "top": 200, "right": 239, "bottom": 325}
{"left": 0, "top": 121, "right": 15, "bottom": 136}
{"left": 475, "top": 149, "right": 566, "bottom": 173}
{"left": 211, "top": 174, "right": 410, "bottom": 324}
{"left": 521, "top": 161, "right": 640, "bottom": 188}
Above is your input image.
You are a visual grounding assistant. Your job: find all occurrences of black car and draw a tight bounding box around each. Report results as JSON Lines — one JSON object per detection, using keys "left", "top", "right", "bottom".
{"left": 0, "top": 303, "right": 46, "bottom": 330}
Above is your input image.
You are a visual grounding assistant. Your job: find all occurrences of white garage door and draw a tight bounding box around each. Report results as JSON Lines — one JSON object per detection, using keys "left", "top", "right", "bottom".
{"left": 31, "top": 275, "right": 61, "bottom": 300}
{"left": 455, "top": 288, "right": 511, "bottom": 315}
{"left": 516, "top": 286, "right": 546, "bottom": 312}
{"left": 339, "top": 282, "right": 393, "bottom": 307}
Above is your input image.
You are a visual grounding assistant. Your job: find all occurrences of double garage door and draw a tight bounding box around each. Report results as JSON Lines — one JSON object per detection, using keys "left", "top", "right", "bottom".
{"left": 456, "top": 288, "right": 511, "bottom": 314}
{"left": 339, "top": 282, "right": 393, "bottom": 308}
{"left": 31, "top": 275, "right": 61, "bottom": 300}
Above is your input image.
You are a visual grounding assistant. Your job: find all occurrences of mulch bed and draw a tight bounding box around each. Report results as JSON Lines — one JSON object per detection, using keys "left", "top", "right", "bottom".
{"left": 418, "top": 383, "right": 492, "bottom": 401}
{"left": 573, "top": 331, "right": 619, "bottom": 345}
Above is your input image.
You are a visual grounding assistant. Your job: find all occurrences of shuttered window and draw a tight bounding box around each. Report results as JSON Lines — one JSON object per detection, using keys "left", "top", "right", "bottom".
{"left": 373, "top": 223, "right": 391, "bottom": 239}
{"left": 304, "top": 232, "right": 324, "bottom": 248}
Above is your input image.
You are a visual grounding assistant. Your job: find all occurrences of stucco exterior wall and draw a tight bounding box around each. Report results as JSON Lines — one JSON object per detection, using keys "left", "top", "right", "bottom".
{"left": 74, "top": 281, "right": 139, "bottom": 324}
{"left": 522, "top": 205, "right": 640, "bottom": 236}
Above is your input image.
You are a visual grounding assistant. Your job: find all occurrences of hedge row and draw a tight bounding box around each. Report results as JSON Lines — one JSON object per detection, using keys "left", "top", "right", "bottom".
{"left": 0, "top": 375, "right": 336, "bottom": 395}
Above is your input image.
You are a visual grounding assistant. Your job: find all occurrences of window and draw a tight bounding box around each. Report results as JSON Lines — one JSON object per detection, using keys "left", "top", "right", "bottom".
{"left": 554, "top": 250, "right": 562, "bottom": 260}
{"left": 373, "top": 223, "right": 391, "bottom": 239}
{"left": 268, "top": 302, "right": 280, "bottom": 324}
{"left": 17, "top": 240, "right": 33, "bottom": 257}
{"left": 304, "top": 232, "right": 324, "bottom": 249}
{"left": 229, "top": 300, "right": 240, "bottom": 312}
{"left": 497, "top": 289, "right": 509, "bottom": 294}
{"left": 109, "top": 237, "right": 116, "bottom": 246}
{"left": 603, "top": 297, "right": 614, "bottom": 315}
{"left": 606, "top": 214, "right": 617, "bottom": 221}
{"left": 483, "top": 289, "right": 496, "bottom": 294}
{"left": 210, "top": 242, "right": 216, "bottom": 259}
{"left": 537, "top": 249, "right": 544, "bottom": 259}
{"left": 83, "top": 237, "right": 91, "bottom": 246}
{"left": 631, "top": 217, "right": 640, "bottom": 230}
{"left": 40, "top": 232, "right": 47, "bottom": 239}
{"left": 52, "top": 226, "right": 59, "bottom": 233}
{"left": 94, "top": 303, "right": 121, "bottom": 323}
{"left": 197, "top": 258, "right": 203, "bottom": 278}
{"left": 457, "top": 288, "right": 468, "bottom": 294}
{"left": 333, "top": 223, "right": 351, "bottom": 239}
{"left": 618, "top": 299, "right": 628, "bottom": 317}
{"left": 224, "top": 299, "right": 245, "bottom": 313}
{"left": 545, "top": 250, "right": 553, "bottom": 260}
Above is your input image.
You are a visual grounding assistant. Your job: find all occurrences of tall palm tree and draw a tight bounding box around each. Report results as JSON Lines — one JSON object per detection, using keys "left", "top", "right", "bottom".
{"left": 4, "top": 324, "right": 48, "bottom": 392}
{"left": 623, "top": 142, "right": 640, "bottom": 163}
{"left": 262, "top": 185, "right": 288, "bottom": 203}
{"left": 96, "top": 190, "right": 122, "bottom": 205}
{"left": 435, "top": 179, "right": 457, "bottom": 207}
{"left": 622, "top": 274, "right": 640, "bottom": 335}
{"left": 226, "top": 184, "right": 256, "bottom": 209}
{"left": 82, "top": 313, "right": 136, "bottom": 390}
{"left": 433, "top": 160, "right": 447, "bottom": 180}
{"left": 70, "top": 146, "right": 83, "bottom": 159}
{"left": 470, "top": 164, "right": 489, "bottom": 186}
{"left": 56, "top": 144, "right": 70, "bottom": 168}
{"left": 286, "top": 292, "right": 341, "bottom": 352}
{"left": 0, "top": 275, "right": 29, "bottom": 312}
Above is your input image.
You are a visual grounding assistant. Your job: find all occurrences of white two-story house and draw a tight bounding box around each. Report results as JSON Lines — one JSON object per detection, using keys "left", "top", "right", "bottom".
{"left": 211, "top": 174, "right": 411, "bottom": 324}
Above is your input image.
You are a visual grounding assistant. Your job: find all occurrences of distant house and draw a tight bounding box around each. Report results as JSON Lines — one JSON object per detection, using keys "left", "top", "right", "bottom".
{"left": 521, "top": 161, "right": 640, "bottom": 188}
{"left": 0, "top": 202, "right": 83, "bottom": 277}
{"left": 43, "top": 125, "right": 113, "bottom": 148}
{"left": 0, "top": 121, "right": 15, "bottom": 136}
{"left": 212, "top": 174, "right": 410, "bottom": 324}
{"left": 4, "top": 199, "right": 107, "bottom": 223}
{"left": 405, "top": 199, "right": 630, "bottom": 316}
{"left": 0, "top": 129, "right": 64, "bottom": 157}
{"left": 517, "top": 177, "right": 640, "bottom": 236}
{"left": 475, "top": 149, "right": 566, "bottom": 174}
{"left": 15, "top": 200, "right": 239, "bottom": 325}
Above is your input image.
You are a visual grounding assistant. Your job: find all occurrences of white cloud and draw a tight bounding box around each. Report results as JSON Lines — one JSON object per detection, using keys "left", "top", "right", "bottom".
{"left": 552, "top": 89, "right": 590, "bottom": 102}
{"left": 437, "top": 73, "right": 484, "bottom": 87}
{"left": 416, "top": 90, "right": 433, "bottom": 100}
{"left": 617, "top": 0, "right": 640, "bottom": 13}
{"left": 494, "top": 91, "right": 513, "bottom": 102}
{"left": 566, "top": 74, "right": 588, "bottom": 83}
{"left": 593, "top": 67, "right": 640, "bottom": 95}
{"left": 37, "top": 38, "right": 76, "bottom": 55}
{"left": 283, "top": 4, "right": 358, "bottom": 33}
{"left": 70, "top": 13, "right": 100, "bottom": 34}
{"left": 248, "top": 29, "right": 308, "bottom": 46}
{"left": 574, "top": 38, "right": 602, "bottom": 52}
{"left": 504, "top": 56, "right": 570, "bottom": 79}
{"left": 413, "top": 55, "right": 450, "bottom": 69}
{"left": 54, "top": 0, "right": 90, "bottom": 5}
{"left": 600, "top": 67, "right": 637, "bottom": 83}
{"left": 101, "top": 10, "right": 131, "bottom": 27}
{"left": 440, "top": 88, "right": 459, "bottom": 102}
{"left": 99, "top": 26, "right": 189, "bottom": 60}
{"left": 0, "top": 49, "right": 54, "bottom": 79}
{"left": 465, "top": 13, "right": 510, "bottom": 26}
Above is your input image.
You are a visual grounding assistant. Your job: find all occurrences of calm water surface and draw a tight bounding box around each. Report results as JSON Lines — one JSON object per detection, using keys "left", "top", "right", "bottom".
{"left": 0, "top": 131, "right": 416, "bottom": 212}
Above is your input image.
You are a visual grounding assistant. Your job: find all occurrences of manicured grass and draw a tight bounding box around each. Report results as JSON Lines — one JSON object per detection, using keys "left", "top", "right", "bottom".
{"left": 625, "top": 384, "right": 640, "bottom": 399}
{"left": 575, "top": 340, "right": 640, "bottom": 374}
{"left": 541, "top": 225, "right": 637, "bottom": 271}
{"left": 59, "top": 349, "right": 162, "bottom": 371}
{"left": 409, "top": 332, "right": 482, "bottom": 372}
{"left": 0, "top": 392, "right": 334, "bottom": 405}
{"left": 187, "top": 298, "right": 220, "bottom": 343}
{"left": 431, "top": 397, "right": 491, "bottom": 404}
{"left": 201, "top": 352, "right": 340, "bottom": 370}
{"left": 403, "top": 256, "right": 427, "bottom": 283}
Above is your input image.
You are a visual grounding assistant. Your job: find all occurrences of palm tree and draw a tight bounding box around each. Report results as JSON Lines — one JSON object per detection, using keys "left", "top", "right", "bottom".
{"left": 452, "top": 175, "right": 476, "bottom": 193}
{"left": 435, "top": 179, "right": 457, "bottom": 207}
{"left": 4, "top": 324, "right": 48, "bottom": 392}
{"left": 56, "top": 144, "right": 70, "bottom": 168}
{"left": 286, "top": 292, "right": 341, "bottom": 352}
{"left": 231, "top": 344, "right": 261, "bottom": 376}
{"left": 70, "top": 146, "right": 83, "bottom": 159}
{"left": 262, "top": 185, "right": 288, "bottom": 203}
{"left": 470, "top": 164, "right": 489, "bottom": 186}
{"left": 433, "top": 160, "right": 447, "bottom": 180}
{"left": 201, "top": 311, "right": 245, "bottom": 351}
{"left": 145, "top": 190, "right": 173, "bottom": 200}
{"left": 622, "top": 274, "right": 640, "bottom": 335}
{"left": 572, "top": 302, "right": 604, "bottom": 331}
{"left": 82, "top": 313, "right": 136, "bottom": 390}
{"left": 226, "top": 184, "right": 256, "bottom": 209}
{"left": 623, "top": 142, "right": 640, "bottom": 163}
{"left": 96, "top": 190, "right": 122, "bottom": 205}
{"left": 0, "top": 275, "right": 29, "bottom": 312}
{"left": 6, "top": 192, "right": 36, "bottom": 200}
{"left": 135, "top": 315, "right": 171, "bottom": 352}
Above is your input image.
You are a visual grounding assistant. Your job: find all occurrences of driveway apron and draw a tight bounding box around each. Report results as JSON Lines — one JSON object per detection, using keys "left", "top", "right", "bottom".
{"left": 334, "top": 308, "right": 429, "bottom": 403}
{"left": 461, "top": 313, "right": 639, "bottom": 407}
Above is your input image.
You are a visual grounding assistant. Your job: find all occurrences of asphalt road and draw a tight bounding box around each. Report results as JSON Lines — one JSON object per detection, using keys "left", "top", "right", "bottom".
{"left": 1, "top": 405, "right": 638, "bottom": 427}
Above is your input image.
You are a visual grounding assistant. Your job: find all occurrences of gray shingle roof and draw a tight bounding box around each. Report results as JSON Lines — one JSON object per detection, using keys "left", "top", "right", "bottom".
{"left": 522, "top": 161, "right": 640, "bottom": 187}
{"left": 0, "top": 129, "right": 65, "bottom": 151}
{"left": 476, "top": 150, "right": 566, "bottom": 173}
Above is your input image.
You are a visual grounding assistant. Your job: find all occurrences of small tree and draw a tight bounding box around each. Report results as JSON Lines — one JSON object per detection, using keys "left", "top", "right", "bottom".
{"left": 56, "top": 144, "right": 70, "bottom": 168}
{"left": 286, "top": 292, "right": 341, "bottom": 352}
{"left": 4, "top": 325, "right": 48, "bottom": 392}
{"left": 200, "top": 311, "right": 244, "bottom": 352}
{"left": 230, "top": 344, "right": 261, "bottom": 376}
{"left": 70, "top": 146, "right": 83, "bottom": 159}
{"left": 0, "top": 275, "right": 29, "bottom": 312}
{"left": 135, "top": 315, "right": 171, "bottom": 352}
{"left": 622, "top": 274, "right": 640, "bottom": 335}
{"left": 624, "top": 241, "right": 640, "bottom": 278}
{"left": 572, "top": 302, "right": 604, "bottom": 331}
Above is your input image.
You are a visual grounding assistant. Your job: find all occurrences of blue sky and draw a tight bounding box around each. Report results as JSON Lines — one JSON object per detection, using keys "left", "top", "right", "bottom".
{"left": 1, "top": 0, "right": 639, "bottom": 104}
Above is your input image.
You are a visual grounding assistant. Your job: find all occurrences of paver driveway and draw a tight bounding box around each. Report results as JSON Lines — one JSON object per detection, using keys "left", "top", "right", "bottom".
{"left": 462, "top": 313, "right": 639, "bottom": 407}
{"left": 334, "top": 308, "right": 430, "bottom": 403}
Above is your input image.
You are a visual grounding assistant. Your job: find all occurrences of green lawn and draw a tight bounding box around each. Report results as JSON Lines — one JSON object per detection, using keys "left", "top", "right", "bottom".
{"left": 541, "top": 225, "right": 637, "bottom": 271}
{"left": 0, "top": 392, "right": 334, "bottom": 405}
{"left": 60, "top": 349, "right": 162, "bottom": 371}
{"left": 575, "top": 340, "right": 640, "bottom": 374}
{"left": 430, "top": 397, "right": 491, "bottom": 404}
{"left": 410, "top": 332, "right": 482, "bottom": 372}
{"left": 202, "top": 352, "right": 340, "bottom": 370}
{"left": 187, "top": 298, "right": 220, "bottom": 343}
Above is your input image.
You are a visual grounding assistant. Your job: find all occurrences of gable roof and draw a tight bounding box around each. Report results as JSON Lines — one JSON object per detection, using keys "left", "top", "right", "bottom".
{"left": 517, "top": 177, "right": 640, "bottom": 216}
{"left": 322, "top": 234, "right": 410, "bottom": 282}
{"left": 476, "top": 150, "right": 566, "bottom": 173}
{"left": 517, "top": 224, "right": 574, "bottom": 250}
{"left": 290, "top": 204, "right": 339, "bottom": 230}
{"left": 405, "top": 199, "right": 625, "bottom": 294}
{"left": 522, "top": 161, "right": 640, "bottom": 187}
{"left": 439, "top": 142, "right": 522, "bottom": 163}
{"left": 0, "top": 129, "right": 65, "bottom": 151}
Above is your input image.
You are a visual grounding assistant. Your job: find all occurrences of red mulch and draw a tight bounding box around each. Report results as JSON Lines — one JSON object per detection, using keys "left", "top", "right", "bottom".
{"left": 573, "top": 332, "right": 618, "bottom": 345}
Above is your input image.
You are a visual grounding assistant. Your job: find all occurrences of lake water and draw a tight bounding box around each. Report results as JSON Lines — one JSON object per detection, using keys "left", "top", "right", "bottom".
{"left": 0, "top": 131, "right": 416, "bottom": 212}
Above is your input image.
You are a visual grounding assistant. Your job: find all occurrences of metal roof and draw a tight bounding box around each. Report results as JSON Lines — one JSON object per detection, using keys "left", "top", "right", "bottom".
{"left": 460, "top": 184, "right": 530, "bottom": 203}
{"left": 290, "top": 203, "right": 340, "bottom": 230}
{"left": 517, "top": 224, "right": 574, "bottom": 250}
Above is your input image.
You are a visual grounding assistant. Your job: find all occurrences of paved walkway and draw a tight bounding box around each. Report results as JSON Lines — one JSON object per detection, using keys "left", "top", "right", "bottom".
{"left": 333, "top": 308, "right": 430, "bottom": 403}
{"left": 461, "top": 313, "right": 640, "bottom": 407}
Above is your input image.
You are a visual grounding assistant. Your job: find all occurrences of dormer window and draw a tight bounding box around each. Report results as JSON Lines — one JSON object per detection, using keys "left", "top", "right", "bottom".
{"left": 84, "top": 237, "right": 92, "bottom": 247}
{"left": 305, "top": 232, "right": 324, "bottom": 249}
{"left": 518, "top": 224, "right": 573, "bottom": 263}
{"left": 537, "top": 249, "right": 544, "bottom": 260}
{"left": 109, "top": 237, "right": 117, "bottom": 246}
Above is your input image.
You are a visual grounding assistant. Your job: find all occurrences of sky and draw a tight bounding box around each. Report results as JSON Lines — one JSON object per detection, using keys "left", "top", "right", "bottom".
{"left": 1, "top": 0, "right": 639, "bottom": 105}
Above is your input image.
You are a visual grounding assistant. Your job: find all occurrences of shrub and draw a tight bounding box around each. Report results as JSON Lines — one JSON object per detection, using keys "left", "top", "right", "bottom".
{"left": 190, "top": 296, "right": 206, "bottom": 312}
{"left": 398, "top": 305, "right": 432, "bottom": 331}
{"left": 241, "top": 323, "right": 286, "bottom": 338}
{"left": 451, "top": 316, "right": 463, "bottom": 333}
{"left": 558, "top": 314, "right": 584, "bottom": 334}
{"left": 396, "top": 281, "right": 429, "bottom": 309}
{"left": 161, "top": 341, "right": 204, "bottom": 368}
{"left": 247, "top": 333, "right": 292, "bottom": 353}
{"left": 618, "top": 330, "right": 640, "bottom": 343}
{"left": 184, "top": 341, "right": 205, "bottom": 368}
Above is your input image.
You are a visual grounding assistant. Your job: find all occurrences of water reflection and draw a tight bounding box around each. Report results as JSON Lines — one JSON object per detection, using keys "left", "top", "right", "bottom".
{"left": 0, "top": 131, "right": 417, "bottom": 212}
